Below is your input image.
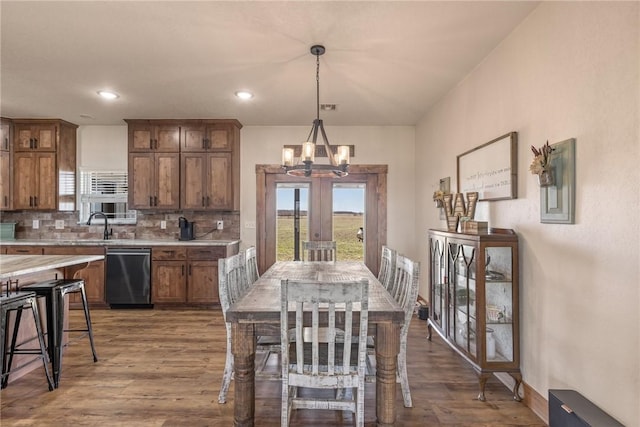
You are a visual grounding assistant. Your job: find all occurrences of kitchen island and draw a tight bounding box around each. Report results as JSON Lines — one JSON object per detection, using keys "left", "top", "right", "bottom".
{"left": 1, "top": 254, "right": 105, "bottom": 385}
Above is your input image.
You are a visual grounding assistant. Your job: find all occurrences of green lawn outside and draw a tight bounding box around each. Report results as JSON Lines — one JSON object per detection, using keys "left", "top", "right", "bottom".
{"left": 277, "top": 214, "right": 364, "bottom": 261}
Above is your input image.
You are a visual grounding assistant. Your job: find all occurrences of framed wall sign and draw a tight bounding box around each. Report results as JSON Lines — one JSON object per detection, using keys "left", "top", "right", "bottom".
{"left": 457, "top": 132, "right": 518, "bottom": 201}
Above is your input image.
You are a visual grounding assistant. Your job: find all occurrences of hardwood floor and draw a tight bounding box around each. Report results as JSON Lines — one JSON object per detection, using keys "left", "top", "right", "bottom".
{"left": 0, "top": 309, "right": 545, "bottom": 426}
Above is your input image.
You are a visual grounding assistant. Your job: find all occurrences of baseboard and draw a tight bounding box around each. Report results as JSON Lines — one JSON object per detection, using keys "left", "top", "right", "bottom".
{"left": 523, "top": 381, "right": 548, "bottom": 424}
{"left": 494, "top": 372, "right": 548, "bottom": 424}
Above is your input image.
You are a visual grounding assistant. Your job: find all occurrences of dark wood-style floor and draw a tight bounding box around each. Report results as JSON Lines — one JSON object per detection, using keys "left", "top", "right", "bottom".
{"left": 0, "top": 309, "right": 545, "bottom": 426}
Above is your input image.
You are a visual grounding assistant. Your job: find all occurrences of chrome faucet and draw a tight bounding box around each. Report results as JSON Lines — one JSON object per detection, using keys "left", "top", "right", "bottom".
{"left": 87, "top": 212, "right": 113, "bottom": 240}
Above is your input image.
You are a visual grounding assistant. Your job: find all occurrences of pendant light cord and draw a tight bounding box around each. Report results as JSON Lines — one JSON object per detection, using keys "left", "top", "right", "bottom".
{"left": 316, "top": 52, "right": 320, "bottom": 121}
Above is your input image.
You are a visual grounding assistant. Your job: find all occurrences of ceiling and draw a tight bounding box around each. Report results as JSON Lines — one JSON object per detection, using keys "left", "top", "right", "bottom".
{"left": 0, "top": 1, "right": 538, "bottom": 127}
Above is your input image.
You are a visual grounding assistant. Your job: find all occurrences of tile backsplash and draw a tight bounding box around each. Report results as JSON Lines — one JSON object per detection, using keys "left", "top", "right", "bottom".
{"left": 0, "top": 211, "right": 240, "bottom": 241}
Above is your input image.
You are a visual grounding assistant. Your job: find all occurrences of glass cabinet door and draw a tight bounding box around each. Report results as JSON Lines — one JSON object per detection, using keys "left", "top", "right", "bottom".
{"left": 484, "top": 245, "right": 514, "bottom": 363}
{"left": 449, "top": 242, "right": 477, "bottom": 356}
{"left": 429, "top": 236, "right": 446, "bottom": 331}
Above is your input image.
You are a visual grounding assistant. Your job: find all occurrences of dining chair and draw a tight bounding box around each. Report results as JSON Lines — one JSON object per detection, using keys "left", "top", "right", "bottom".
{"left": 218, "top": 252, "right": 278, "bottom": 404}
{"left": 387, "top": 254, "right": 421, "bottom": 407}
{"left": 377, "top": 245, "right": 397, "bottom": 291}
{"left": 302, "top": 240, "right": 337, "bottom": 261}
{"left": 245, "top": 246, "right": 260, "bottom": 285}
{"left": 280, "top": 278, "right": 369, "bottom": 426}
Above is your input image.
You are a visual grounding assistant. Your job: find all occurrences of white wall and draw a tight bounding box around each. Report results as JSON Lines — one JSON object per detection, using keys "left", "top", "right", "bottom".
{"left": 240, "top": 125, "right": 416, "bottom": 257}
{"left": 415, "top": 2, "right": 639, "bottom": 425}
{"left": 77, "top": 125, "right": 127, "bottom": 170}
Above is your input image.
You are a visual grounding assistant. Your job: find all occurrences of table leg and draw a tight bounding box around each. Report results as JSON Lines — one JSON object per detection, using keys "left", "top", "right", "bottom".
{"left": 231, "top": 322, "right": 256, "bottom": 427}
{"left": 375, "top": 322, "right": 400, "bottom": 426}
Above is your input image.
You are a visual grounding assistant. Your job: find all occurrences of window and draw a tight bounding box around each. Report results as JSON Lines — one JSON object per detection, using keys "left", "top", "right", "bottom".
{"left": 79, "top": 170, "right": 136, "bottom": 224}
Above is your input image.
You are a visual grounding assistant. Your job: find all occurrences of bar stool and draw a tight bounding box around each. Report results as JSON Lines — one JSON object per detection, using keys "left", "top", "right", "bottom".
{"left": 20, "top": 279, "right": 98, "bottom": 388}
{"left": 1, "top": 290, "right": 54, "bottom": 391}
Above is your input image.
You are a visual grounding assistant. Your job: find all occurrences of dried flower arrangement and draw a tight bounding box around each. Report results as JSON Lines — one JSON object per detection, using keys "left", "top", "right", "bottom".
{"left": 433, "top": 190, "right": 448, "bottom": 208}
{"left": 529, "top": 141, "right": 555, "bottom": 175}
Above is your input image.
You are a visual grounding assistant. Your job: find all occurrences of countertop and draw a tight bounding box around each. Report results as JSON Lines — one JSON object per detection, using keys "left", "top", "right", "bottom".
{"left": 0, "top": 254, "right": 105, "bottom": 280}
{"left": 0, "top": 239, "right": 240, "bottom": 247}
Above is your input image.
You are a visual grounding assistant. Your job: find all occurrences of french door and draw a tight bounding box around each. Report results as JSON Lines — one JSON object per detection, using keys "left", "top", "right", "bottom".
{"left": 256, "top": 165, "right": 387, "bottom": 275}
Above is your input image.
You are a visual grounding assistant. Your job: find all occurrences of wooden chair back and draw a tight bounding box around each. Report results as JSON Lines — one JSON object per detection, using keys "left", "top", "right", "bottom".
{"left": 377, "top": 245, "right": 397, "bottom": 291}
{"left": 302, "top": 240, "right": 337, "bottom": 262}
{"left": 280, "top": 278, "right": 369, "bottom": 426}
{"left": 245, "top": 246, "right": 260, "bottom": 285}
{"left": 218, "top": 252, "right": 249, "bottom": 321}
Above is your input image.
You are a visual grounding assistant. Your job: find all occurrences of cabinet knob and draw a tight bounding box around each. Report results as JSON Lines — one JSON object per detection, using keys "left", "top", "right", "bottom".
{"left": 154, "top": 196, "right": 158, "bottom": 206}
{"left": 149, "top": 196, "right": 153, "bottom": 206}
{"left": 561, "top": 404, "right": 573, "bottom": 414}
{"left": 34, "top": 196, "right": 38, "bottom": 207}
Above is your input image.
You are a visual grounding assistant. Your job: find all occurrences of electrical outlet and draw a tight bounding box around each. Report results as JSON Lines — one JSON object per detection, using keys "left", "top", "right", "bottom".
{"left": 217, "top": 220, "right": 224, "bottom": 230}
{"left": 160, "top": 220, "right": 167, "bottom": 229}
{"left": 32, "top": 219, "right": 39, "bottom": 229}
{"left": 55, "top": 220, "right": 65, "bottom": 230}
{"left": 245, "top": 221, "right": 256, "bottom": 229}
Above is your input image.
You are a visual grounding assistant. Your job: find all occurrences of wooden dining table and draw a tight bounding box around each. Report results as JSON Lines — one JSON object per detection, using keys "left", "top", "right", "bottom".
{"left": 226, "top": 261, "right": 405, "bottom": 426}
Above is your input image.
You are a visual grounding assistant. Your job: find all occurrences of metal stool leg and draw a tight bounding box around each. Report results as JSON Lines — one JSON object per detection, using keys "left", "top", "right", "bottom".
{"left": 78, "top": 283, "right": 98, "bottom": 362}
{"left": 29, "top": 298, "right": 54, "bottom": 391}
{"left": 1, "top": 307, "right": 23, "bottom": 389}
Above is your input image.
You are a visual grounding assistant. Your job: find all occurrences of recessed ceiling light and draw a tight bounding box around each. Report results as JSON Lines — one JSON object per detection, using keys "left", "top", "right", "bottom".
{"left": 235, "top": 91, "right": 253, "bottom": 100}
{"left": 97, "top": 90, "right": 119, "bottom": 100}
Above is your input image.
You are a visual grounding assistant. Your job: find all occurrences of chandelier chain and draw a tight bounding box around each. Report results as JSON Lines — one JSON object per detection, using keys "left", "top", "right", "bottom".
{"left": 316, "top": 52, "right": 320, "bottom": 121}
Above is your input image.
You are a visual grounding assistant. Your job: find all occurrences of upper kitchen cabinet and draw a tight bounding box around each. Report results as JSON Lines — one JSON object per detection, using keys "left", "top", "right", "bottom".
{"left": 13, "top": 120, "right": 57, "bottom": 151}
{"left": 128, "top": 152, "right": 180, "bottom": 210}
{"left": 11, "top": 119, "right": 77, "bottom": 211}
{"left": 1, "top": 118, "right": 12, "bottom": 210}
{"left": 125, "top": 119, "right": 180, "bottom": 152}
{"left": 180, "top": 120, "right": 241, "bottom": 152}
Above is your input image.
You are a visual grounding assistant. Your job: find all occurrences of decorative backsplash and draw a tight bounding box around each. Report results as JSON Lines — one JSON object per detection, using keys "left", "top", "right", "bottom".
{"left": 0, "top": 211, "right": 240, "bottom": 241}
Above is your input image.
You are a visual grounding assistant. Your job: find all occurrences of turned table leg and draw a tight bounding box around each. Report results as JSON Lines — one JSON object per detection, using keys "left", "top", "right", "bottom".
{"left": 376, "top": 322, "right": 400, "bottom": 426}
{"left": 231, "top": 322, "right": 256, "bottom": 427}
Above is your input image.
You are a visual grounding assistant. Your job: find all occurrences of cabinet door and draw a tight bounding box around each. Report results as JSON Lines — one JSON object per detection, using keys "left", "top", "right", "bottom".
{"left": 129, "top": 123, "right": 180, "bottom": 152}
{"left": 181, "top": 125, "right": 207, "bottom": 152}
{"left": 429, "top": 234, "right": 447, "bottom": 332}
{"left": 207, "top": 152, "right": 233, "bottom": 210}
{"left": 128, "top": 153, "right": 155, "bottom": 209}
{"left": 35, "top": 153, "right": 56, "bottom": 209}
{"left": 1, "top": 121, "right": 10, "bottom": 151}
{"left": 449, "top": 242, "right": 477, "bottom": 359}
{"left": 13, "top": 153, "right": 56, "bottom": 210}
{"left": 14, "top": 124, "right": 56, "bottom": 151}
{"left": 205, "top": 124, "right": 233, "bottom": 150}
{"left": 152, "top": 261, "right": 187, "bottom": 303}
{"left": 187, "top": 261, "right": 218, "bottom": 303}
{"left": 180, "top": 153, "right": 207, "bottom": 209}
{"left": 154, "top": 153, "right": 180, "bottom": 209}
{"left": 0, "top": 151, "right": 10, "bottom": 209}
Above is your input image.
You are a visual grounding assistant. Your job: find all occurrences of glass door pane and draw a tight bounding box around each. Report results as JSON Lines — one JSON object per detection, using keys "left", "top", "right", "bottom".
{"left": 484, "top": 246, "right": 514, "bottom": 362}
{"left": 332, "top": 183, "right": 365, "bottom": 261}
{"left": 276, "top": 184, "right": 309, "bottom": 261}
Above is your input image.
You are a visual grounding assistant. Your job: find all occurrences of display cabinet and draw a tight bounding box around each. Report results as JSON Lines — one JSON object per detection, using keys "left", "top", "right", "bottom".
{"left": 428, "top": 228, "right": 521, "bottom": 401}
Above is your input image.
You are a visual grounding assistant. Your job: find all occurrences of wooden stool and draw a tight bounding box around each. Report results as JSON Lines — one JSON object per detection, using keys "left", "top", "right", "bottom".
{"left": 20, "top": 279, "right": 98, "bottom": 388}
{"left": 1, "top": 291, "right": 54, "bottom": 391}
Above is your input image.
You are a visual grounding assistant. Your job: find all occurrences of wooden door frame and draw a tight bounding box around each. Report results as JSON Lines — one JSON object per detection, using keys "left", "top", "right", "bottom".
{"left": 256, "top": 164, "right": 387, "bottom": 275}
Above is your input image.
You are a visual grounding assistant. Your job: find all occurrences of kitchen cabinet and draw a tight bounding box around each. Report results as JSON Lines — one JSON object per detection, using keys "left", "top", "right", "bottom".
{"left": 180, "top": 121, "right": 238, "bottom": 152}
{"left": 10, "top": 119, "right": 77, "bottom": 211}
{"left": 151, "top": 244, "right": 239, "bottom": 306}
{"left": 125, "top": 120, "right": 180, "bottom": 152}
{"left": 180, "top": 120, "right": 240, "bottom": 211}
{"left": 12, "top": 152, "right": 57, "bottom": 210}
{"left": 42, "top": 246, "right": 106, "bottom": 308}
{"left": 0, "top": 118, "right": 11, "bottom": 210}
{"left": 5, "top": 246, "right": 44, "bottom": 255}
{"left": 13, "top": 122, "right": 56, "bottom": 152}
{"left": 152, "top": 247, "right": 188, "bottom": 303}
{"left": 128, "top": 152, "right": 180, "bottom": 209}
{"left": 427, "top": 228, "right": 521, "bottom": 402}
{"left": 180, "top": 152, "right": 233, "bottom": 210}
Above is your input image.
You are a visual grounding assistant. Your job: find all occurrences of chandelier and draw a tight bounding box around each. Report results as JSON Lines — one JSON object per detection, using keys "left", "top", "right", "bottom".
{"left": 282, "top": 45, "right": 350, "bottom": 178}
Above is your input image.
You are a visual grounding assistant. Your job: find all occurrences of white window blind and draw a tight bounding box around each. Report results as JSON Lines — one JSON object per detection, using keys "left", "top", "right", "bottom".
{"left": 79, "top": 170, "right": 136, "bottom": 224}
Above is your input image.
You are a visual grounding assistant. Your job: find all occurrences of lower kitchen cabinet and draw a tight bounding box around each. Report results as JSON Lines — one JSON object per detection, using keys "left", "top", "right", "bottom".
{"left": 151, "top": 244, "right": 238, "bottom": 306}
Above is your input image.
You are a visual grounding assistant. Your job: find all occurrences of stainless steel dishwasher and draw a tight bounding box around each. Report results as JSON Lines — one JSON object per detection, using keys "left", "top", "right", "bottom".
{"left": 105, "top": 247, "right": 152, "bottom": 308}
